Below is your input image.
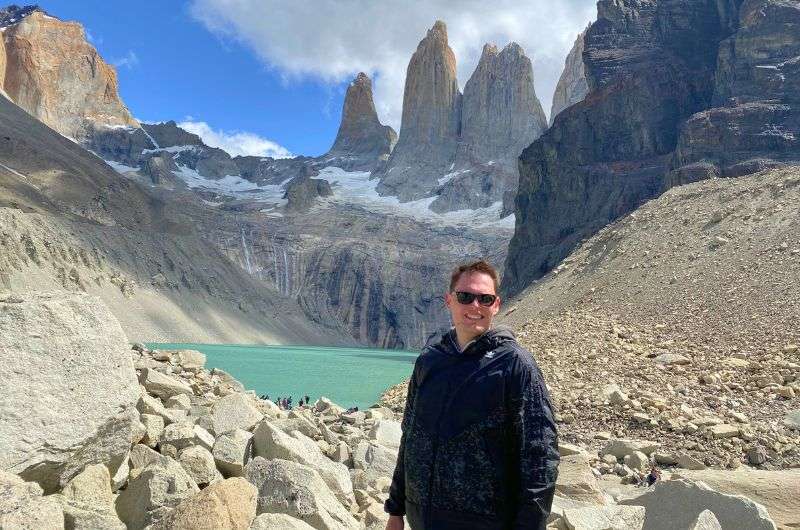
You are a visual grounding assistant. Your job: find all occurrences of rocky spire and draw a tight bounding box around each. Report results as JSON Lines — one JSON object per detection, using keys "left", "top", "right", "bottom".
{"left": 325, "top": 72, "right": 396, "bottom": 168}
{"left": 1, "top": 9, "right": 138, "bottom": 139}
{"left": 550, "top": 28, "right": 589, "bottom": 125}
{"left": 374, "top": 20, "right": 462, "bottom": 201}
{"left": 460, "top": 42, "right": 548, "bottom": 169}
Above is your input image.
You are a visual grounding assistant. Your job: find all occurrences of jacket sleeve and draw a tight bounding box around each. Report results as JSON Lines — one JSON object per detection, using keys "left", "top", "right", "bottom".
{"left": 384, "top": 362, "right": 419, "bottom": 516}
{"left": 510, "top": 356, "right": 560, "bottom": 530}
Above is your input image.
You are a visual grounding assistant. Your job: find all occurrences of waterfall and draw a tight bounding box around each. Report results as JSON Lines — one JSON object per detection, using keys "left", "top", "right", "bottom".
{"left": 282, "top": 248, "right": 290, "bottom": 296}
{"left": 240, "top": 227, "right": 253, "bottom": 275}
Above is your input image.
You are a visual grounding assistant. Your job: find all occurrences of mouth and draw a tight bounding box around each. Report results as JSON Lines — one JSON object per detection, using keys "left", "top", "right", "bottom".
{"left": 465, "top": 313, "right": 483, "bottom": 321}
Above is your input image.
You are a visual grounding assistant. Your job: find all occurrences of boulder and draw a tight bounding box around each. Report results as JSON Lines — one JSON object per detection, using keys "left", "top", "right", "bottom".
{"left": 619, "top": 478, "right": 776, "bottom": 530}
{"left": 139, "top": 414, "right": 164, "bottom": 447}
{"left": 690, "top": 510, "right": 722, "bottom": 530}
{"left": 171, "top": 349, "right": 206, "bottom": 371}
{"left": 0, "top": 293, "right": 139, "bottom": 492}
{"left": 114, "top": 458, "right": 199, "bottom": 529}
{"left": 600, "top": 440, "right": 660, "bottom": 460}
{"left": 213, "top": 429, "right": 253, "bottom": 478}
{"left": 161, "top": 420, "right": 202, "bottom": 451}
{"left": 562, "top": 505, "right": 646, "bottom": 530}
{"left": 253, "top": 421, "right": 353, "bottom": 502}
{"left": 244, "top": 457, "right": 360, "bottom": 530}
{"left": 151, "top": 477, "right": 256, "bottom": 530}
{"left": 272, "top": 415, "right": 321, "bottom": 439}
{"left": 367, "top": 420, "right": 402, "bottom": 450}
{"left": 210, "top": 393, "right": 264, "bottom": 435}
{"left": 673, "top": 468, "right": 800, "bottom": 529}
{"left": 784, "top": 409, "right": 800, "bottom": 431}
{"left": 0, "top": 470, "right": 65, "bottom": 530}
{"left": 138, "top": 368, "right": 193, "bottom": 400}
{"left": 352, "top": 441, "right": 398, "bottom": 487}
{"left": 129, "top": 444, "right": 166, "bottom": 471}
{"left": 250, "top": 512, "right": 316, "bottom": 530}
{"left": 61, "top": 464, "right": 113, "bottom": 510}
{"left": 178, "top": 446, "right": 220, "bottom": 486}
{"left": 556, "top": 454, "right": 607, "bottom": 505}
{"left": 165, "top": 394, "right": 192, "bottom": 411}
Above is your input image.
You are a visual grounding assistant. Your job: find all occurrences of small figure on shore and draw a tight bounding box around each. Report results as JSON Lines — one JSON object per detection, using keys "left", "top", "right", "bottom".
{"left": 304, "top": 394, "right": 310, "bottom": 405}
{"left": 645, "top": 465, "right": 661, "bottom": 487}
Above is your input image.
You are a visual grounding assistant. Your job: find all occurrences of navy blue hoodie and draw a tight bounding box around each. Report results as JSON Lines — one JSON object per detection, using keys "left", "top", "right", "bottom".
{"left": 384, "top": 327, "right": 559, "bottom": 530}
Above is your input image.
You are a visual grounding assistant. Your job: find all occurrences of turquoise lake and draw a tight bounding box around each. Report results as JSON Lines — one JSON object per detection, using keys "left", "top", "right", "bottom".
{"left": 146, "top": 343, "right": 417, "bottom": 409}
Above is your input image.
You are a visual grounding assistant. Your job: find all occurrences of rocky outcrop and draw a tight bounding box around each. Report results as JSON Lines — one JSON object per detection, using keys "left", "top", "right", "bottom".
{"left": 460, "top": 42, "right": 547, "bottom": 170}
{"left": 503, "top": 0, "right": 800, "bottom": 296}
{"left": 550, "top": 28, "right": 589, "bottom": 125}
{"left": 0, "top": 292, "right": 139, "bottom": 492}
{"left": 431, "top": 42, "right": 547, "bottom": 213}
{"left": 283, "top": 173, "right": 333, "bottom": 213}
{"left": 323, "top": 73, "right": 397, "bottom": 171}
{"left": 1, "top": 8, "right": 138, "bottom": 139}
{"left": 374, "top": 20, "right": 461, "bottom": 201}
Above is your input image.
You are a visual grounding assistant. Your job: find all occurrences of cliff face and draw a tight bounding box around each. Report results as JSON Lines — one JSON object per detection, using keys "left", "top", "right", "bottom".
{"left": 323, "top": 72, "right": 396, "bottom": 171}
{"left": 503, "top": 0, "right": 800, "bottom": 297}
{"left": 550, "top": 29, "right": 588, "bottom": 125}
{"left": 375, "top": 22, "right": 548, "bottom": 214}
{"left": 374, "top": 21, "right": 461, "bottom": 201}
{"left": 1, "top": 9, "right": 138, "bottom": 139}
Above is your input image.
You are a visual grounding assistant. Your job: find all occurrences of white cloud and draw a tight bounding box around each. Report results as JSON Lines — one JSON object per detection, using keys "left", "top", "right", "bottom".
{"left": 178, "top": 120, "right": 293, "bottom": 158}
{"left": 189, "top": 0, "right": 596, "bottom": 128}
{"left": 112, "top": 50, "right": 139, "bottom": 69}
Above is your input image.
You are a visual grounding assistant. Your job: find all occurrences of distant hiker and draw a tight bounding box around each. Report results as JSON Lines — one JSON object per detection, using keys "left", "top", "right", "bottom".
{"left": 304, "top": 394, "right": 310, "bottom": 405}
{"left": 385, "top": 260, "right": 559, "bottom": 530}
{"left": 645, "top": 465, "right": 661, "bottom": 486}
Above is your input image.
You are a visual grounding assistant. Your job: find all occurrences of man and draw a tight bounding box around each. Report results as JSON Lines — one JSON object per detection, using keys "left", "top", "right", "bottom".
{"left": 384, "top": 260, "right": 559, "bottom": 530}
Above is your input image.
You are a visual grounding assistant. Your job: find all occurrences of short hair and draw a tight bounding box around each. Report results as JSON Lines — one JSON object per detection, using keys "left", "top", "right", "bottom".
{"left": 449, "top": 260, "right": 499, "bottom": 294}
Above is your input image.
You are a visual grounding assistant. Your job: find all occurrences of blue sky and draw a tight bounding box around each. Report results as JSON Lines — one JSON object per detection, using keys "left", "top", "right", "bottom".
{"left": 38, "top": 0, "right": 347, "bottom": 157}
{"left": 36, "top": 1, "right": 595, "bottom": 158}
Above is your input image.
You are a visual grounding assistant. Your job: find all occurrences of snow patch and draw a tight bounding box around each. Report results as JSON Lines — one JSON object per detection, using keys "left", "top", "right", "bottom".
{"left": 104, "top": 159, "right": 140, "bottom": 173}
{"left": 438, "top": 169, "right": 469, "bottom": 186}
{"left": 142, "top": 145, "right": 199, "bottom": 155}
{"left": 315, "top": 166, "right": 514, "bottom": 228}
{"left": 173, "top": 165, "right": 289, "bottom": 205}
{"left": 0, "top": 163, "right": 27, "bottom": 179}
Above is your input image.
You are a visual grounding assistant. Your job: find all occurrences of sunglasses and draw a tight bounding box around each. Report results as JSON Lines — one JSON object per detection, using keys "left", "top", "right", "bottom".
{"left": 453, "top": 291, "right": 498, "bottom": 307}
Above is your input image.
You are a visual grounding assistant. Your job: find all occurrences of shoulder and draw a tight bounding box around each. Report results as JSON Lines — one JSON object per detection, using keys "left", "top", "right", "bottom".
{"left": 499, "top": 339, "right": 547, "bottom": 383}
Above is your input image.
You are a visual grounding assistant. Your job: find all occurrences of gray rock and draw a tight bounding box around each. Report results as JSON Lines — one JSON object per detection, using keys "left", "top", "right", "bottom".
{"left": 321, "top": 72, "right": 396, "bottom": 172}
{"left": 690, "top": 509, "right": 722, "bottom": 530}
{"left": 210, "top": 393, "right": 264, "bottom": 435}
{"left": 140, "top": 414, "right": 165, "bottom": 447}
{"left": 61, "top": 464, "right": 113, "bottom": 510}
{"left": 252, "top": 421, "right": 353, "bottom": 503}
{"left": 555, "top": 454, "right": 606, "bottom": 505}
{"left": 619, "top": 478, "right": 776, "bottom": 530}
{"left": 129, "top": 444, "right": 166, "bottom": 470}
{"left": 138, "top": 368, "right": 193, "bottom": 400}
{"left": 171, "top": 349, "right": 206, "bottom": 371}
{"left": 150, "top": 477, "right": 257, "bottom": 530}
{"left": 0, "top": 293, "right": 139, "bottom": 492}
{"left": 784, "top": 409, "right": 800, "bottom": 431}
{"left": 244, "top": 457, "right": 360, "bottom": 530}
{"left": 114, "top": 458, "right": 199, "bottom": 529}
{"left": 51, "top": 493, "right": 125, "bottom": 530}
{"left": 551, "top": 28, "right": 589, "bottom": 125}
{"left": 250, "top": 512, "right": 316, "bottom": 530}
{"left": 213, "top": 429, "right": 253, "bottom": 478}
{"left": 165, "top": 394, "right": 192, "bottom": 411}
{"left": 366, "top": 420, "right": 402, "bottom": 450}
{"left": 178, "top": 446, "right": 220, "bottom": 486}
{"left": 562, "top": 505, "right": 645, "bottom": 530}
{"left": 0, "top": 470, "right": 65, "bottom": 529}
{"left": 676, "top": 453, "right": 707, "bottom": 471}
{"left": 352, "top": 441, "right": 398, "bottom": 488}
{"left": 600, "top": 440, "right": 660, "bottom": 460}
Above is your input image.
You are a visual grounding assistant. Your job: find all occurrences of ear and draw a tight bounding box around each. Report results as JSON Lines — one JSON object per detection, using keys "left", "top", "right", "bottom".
{"left": 444, "top": 291, "right": 453, "bottom": 309}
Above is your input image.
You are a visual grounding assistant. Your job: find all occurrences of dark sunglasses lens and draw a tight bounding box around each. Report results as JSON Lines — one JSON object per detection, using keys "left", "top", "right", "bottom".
{"left": 478, "top": 294, "right": 496, "bottom": 306}
{"left": 455, "top": 292, "right": 475, "bottom": 304}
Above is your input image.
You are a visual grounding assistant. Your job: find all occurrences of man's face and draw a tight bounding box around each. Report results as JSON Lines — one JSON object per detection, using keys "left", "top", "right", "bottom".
{"left": 444, "top": 271, "right": 501, "bottom": 341}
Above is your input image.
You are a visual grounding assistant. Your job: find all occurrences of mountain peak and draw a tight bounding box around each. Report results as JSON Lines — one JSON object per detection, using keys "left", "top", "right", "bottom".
{"left": 0, "top": 4, "right": 44, "bottom": 28}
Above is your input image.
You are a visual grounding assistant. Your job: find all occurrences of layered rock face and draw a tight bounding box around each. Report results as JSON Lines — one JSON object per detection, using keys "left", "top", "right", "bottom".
{"left": 1, "top": 8, "right": 138, "bottom": 139}
{"left": 374, "top": 21, "right": 461, "bottom": 201}
{"left": 503, "top": 0, "right": 799, "bottom": 296}
{"left": 323, "top": 72, "right": 396, "bottom": 171}
{"left": 550, "top": 28, "right": 589, "bottom": 125}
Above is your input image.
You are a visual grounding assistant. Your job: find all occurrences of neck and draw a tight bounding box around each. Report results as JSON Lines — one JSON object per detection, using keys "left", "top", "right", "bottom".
{"left": 454, "top": 328, "right": 483, "bottom": 350}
